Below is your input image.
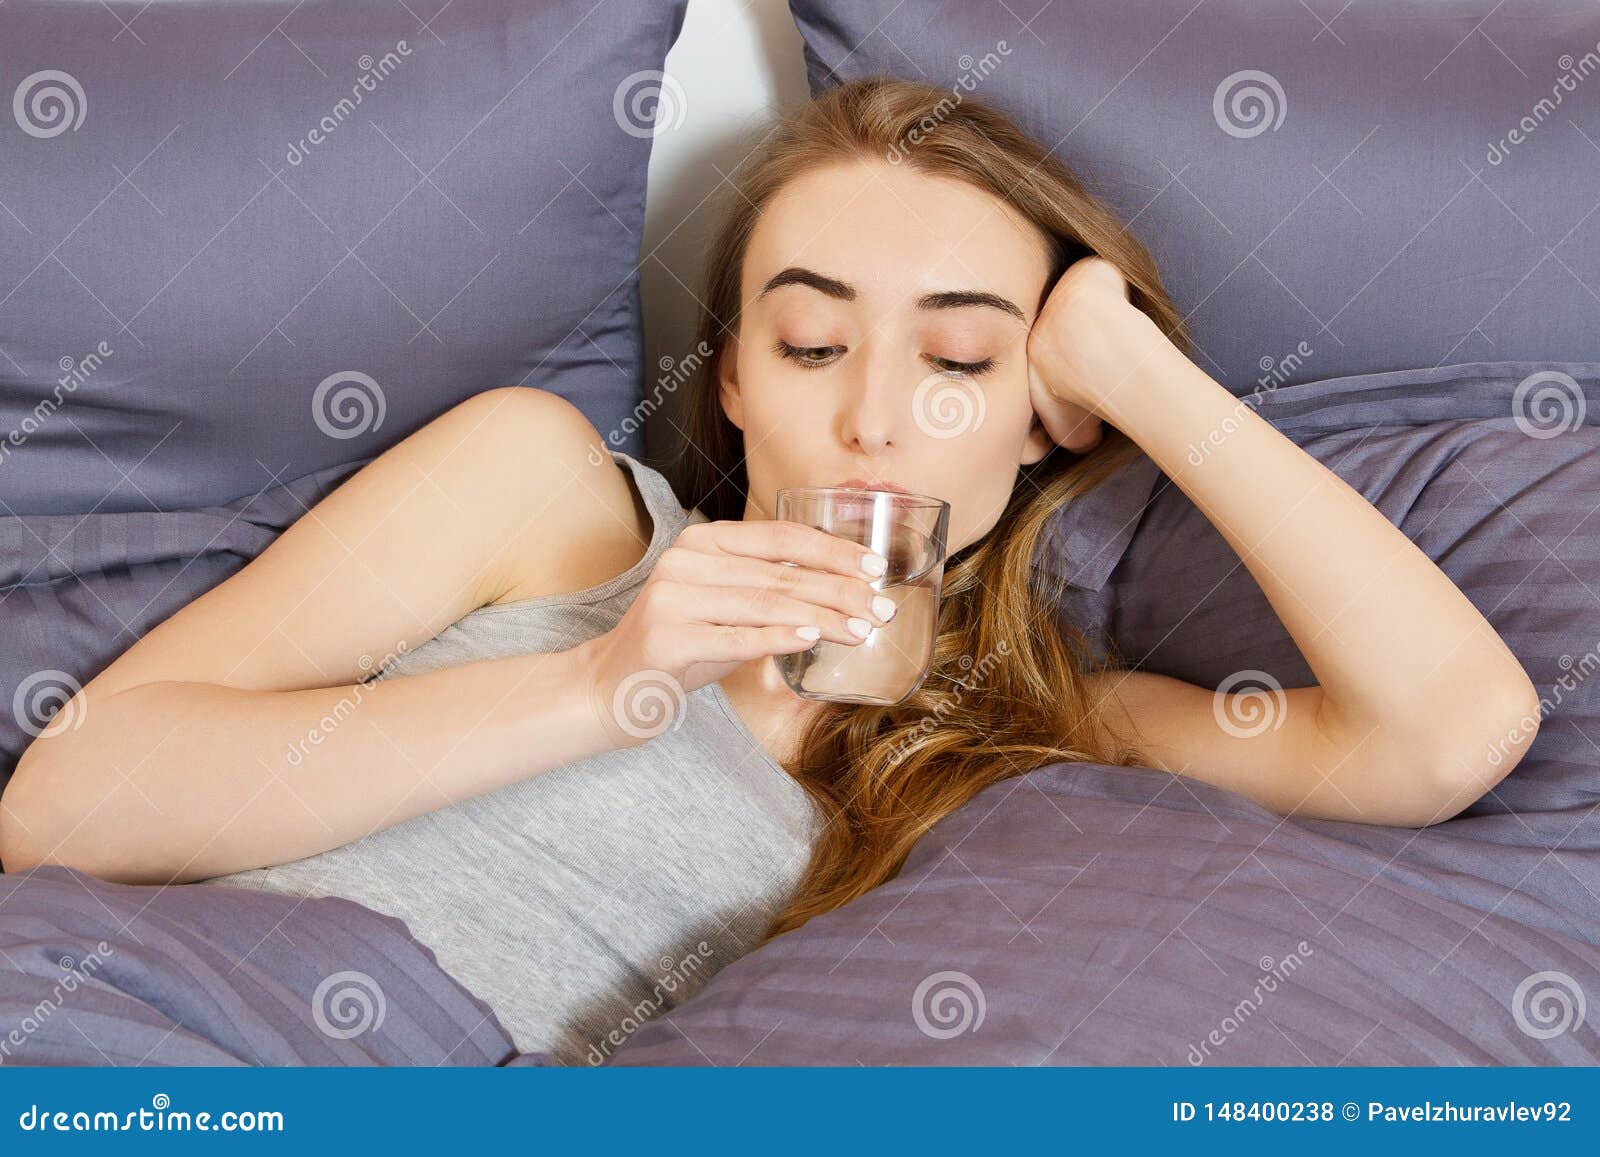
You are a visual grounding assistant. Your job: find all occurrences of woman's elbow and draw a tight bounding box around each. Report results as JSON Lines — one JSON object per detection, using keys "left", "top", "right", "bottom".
{"left": 0, "top": 743, "right": 60, "bottom": 874}
{"left": 1421, "top": 674, "right": 1543, "bottom": 824}
{"left": 1, "top": 730, "right": 131, "bottom": 880}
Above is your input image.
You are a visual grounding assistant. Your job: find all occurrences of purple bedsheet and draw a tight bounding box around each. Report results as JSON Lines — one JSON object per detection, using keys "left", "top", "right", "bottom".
{"left": 0, "top": 865, "right": 551, "bottom": 1067}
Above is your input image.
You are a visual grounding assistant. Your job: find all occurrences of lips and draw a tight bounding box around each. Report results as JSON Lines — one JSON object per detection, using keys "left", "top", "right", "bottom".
{"left": 834, "top": 477, "right": 911, "bottom": 495}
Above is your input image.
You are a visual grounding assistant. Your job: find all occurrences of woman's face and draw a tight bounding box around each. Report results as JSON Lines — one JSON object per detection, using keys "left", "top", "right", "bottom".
{"left": 720, "top": 158, "right": 1058, "bottom": 552}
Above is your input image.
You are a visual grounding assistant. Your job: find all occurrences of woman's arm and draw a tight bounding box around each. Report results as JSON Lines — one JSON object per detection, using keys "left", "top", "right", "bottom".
{"left": 0, "top": 387, "right": 651, "bottom": 883}
{"left": 1029, "top": 259, "right": 1541, "bottom": 828}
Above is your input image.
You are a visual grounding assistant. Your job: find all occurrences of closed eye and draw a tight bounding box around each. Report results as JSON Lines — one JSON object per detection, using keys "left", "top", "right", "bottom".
{"left": 773, "top": 340, "right": 844, "bottom": 369}
{"left": 774, "top": 340, "right": 996, "bottom": 377}
{"left": 927, "top": 354, "right": 996, "bottom": 377}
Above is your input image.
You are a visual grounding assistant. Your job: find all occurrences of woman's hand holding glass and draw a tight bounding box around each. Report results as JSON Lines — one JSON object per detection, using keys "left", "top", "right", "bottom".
{"left": 580, "top": 519, "right": 897, "bottom": 748}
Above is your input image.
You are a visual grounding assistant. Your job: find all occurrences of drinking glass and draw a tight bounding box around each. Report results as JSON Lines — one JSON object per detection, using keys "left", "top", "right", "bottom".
{"left": 775, "top": 486, "right": 951, "bottom": 705}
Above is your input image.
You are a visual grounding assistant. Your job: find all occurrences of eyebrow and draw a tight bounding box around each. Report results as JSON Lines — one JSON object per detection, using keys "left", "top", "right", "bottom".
{"left": 756, "top": 266, "right": 1026, "bottom": 323}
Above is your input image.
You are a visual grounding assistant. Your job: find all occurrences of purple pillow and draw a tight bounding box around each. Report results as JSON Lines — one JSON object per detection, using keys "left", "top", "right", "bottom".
{"left": 0, "top": 0, "right": 685, "bottom": 515}
{"left": 787, "top": 0, "right": 1600, "bottom": 393}
{"left": 1064, "top": 359, "right": 1600, "bottom": 823}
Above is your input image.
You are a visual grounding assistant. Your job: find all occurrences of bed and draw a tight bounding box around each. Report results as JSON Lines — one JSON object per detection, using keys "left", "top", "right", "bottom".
{"left": 2, "top": 0, "right": 1597, "bottom": 1067}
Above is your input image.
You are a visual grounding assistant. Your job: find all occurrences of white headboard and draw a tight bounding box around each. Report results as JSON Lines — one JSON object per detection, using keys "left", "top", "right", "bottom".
{"left": 638, "top": 0, "right": 810, "bottom": 464}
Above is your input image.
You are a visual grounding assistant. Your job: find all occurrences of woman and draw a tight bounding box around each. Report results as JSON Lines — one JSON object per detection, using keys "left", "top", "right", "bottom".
{"left": 0, "top": 78, "right": 1538, "bottom": 1063}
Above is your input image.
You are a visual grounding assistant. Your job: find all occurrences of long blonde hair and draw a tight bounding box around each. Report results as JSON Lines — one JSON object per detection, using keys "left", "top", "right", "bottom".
{"left": 666, "top": 77, "right": 1189, "bottom": 939}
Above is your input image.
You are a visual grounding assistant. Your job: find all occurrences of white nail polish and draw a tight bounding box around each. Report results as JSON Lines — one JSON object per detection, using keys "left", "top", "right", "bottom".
{"left": 847, "top": 617, "right": 872, "bottom": 639}
{"left": 861, "top": 553, "right": 888, "bottom": 577}
{"left": 796, "top": 625, "right": 821, "bottom": 642}
{"left": 871, "top": 595, "right": 897, "bottom": 622}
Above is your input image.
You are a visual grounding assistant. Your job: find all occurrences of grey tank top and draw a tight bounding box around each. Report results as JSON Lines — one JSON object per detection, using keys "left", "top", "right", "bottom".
{"left": 204, "top": 451, "right": 822, "bottom": 1065}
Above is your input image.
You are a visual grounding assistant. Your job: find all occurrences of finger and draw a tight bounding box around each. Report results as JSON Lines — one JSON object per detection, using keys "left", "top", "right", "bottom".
{"left": 653, "top": 548, "right": 893, "bottom": 625}
{"left": 681, "top": 622, "right": 832, "bottom": 664}
{"left": 679, "top": 519, "right": 886, "bottom": 579}
{"left": 669, "top": 584, "right": 871, "bottom": 646}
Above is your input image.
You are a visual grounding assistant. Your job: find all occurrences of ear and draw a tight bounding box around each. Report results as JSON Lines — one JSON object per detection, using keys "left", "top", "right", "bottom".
{"left": 1020, "top": 414, "right": 1054, "bottom": 465}
{"left": 717, "top": 335, "right": 745, "bottom": 431}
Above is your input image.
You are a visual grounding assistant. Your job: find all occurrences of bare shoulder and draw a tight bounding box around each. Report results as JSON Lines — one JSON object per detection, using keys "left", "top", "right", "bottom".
{"left": 78, "top": 386, "right": 651, "bottom": 703}
{"left": 436, "top": 387, "right": 652, "bottom": 605}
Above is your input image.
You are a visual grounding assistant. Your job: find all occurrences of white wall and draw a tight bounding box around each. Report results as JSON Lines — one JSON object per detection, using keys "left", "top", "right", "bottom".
{"left": 637, "top": 0, "right": 810, "bottom": 465}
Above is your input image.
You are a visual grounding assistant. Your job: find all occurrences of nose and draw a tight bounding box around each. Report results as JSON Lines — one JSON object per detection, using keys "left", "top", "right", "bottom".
{"left": 836, "top": 348, "right": 902, "bottom": 456}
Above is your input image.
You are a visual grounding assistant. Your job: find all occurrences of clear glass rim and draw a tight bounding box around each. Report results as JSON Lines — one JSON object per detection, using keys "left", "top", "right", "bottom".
{"left": 775, "top": 485, "right": 949, "bottom": 512}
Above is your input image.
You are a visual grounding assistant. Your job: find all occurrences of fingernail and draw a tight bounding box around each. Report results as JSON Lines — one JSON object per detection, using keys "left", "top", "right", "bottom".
{"left": 847, "top": 617, "right": 873, "bottom": 639}
{"left": 861, "top": 553, "right": 888, "bottom": 577}
{"left": 796, "top": 625, "right": 821, "bottom": 642}
{"left": 871, "top": 595, "right": 897, "bottom": 622}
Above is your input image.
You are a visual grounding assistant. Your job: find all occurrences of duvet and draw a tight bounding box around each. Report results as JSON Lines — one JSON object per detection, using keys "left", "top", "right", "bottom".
{"left": 0, "top": 866, "right": 549, "bottom": 1067}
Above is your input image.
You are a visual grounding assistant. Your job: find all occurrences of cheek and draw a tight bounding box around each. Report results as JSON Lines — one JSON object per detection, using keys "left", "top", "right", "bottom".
{"left": 945, "top": 500, "right": 1013, "bottom": 557}
{"left": 942, "top": 374, "right": 1034, "bottom": 466}
{"left": 739, "top": 387, "right": 822, "bottom": 470}
{"left": 735, "top": 349, "right": 809, "bottom": 425}
{"left": 731, "top": 363, "right": 824, "bottom": 501}
{"left": 938, "top": 381, "right": 1033, "bottom": 548}
{"left": 986, "top": 372, "right": 1039, "bottom": 435}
